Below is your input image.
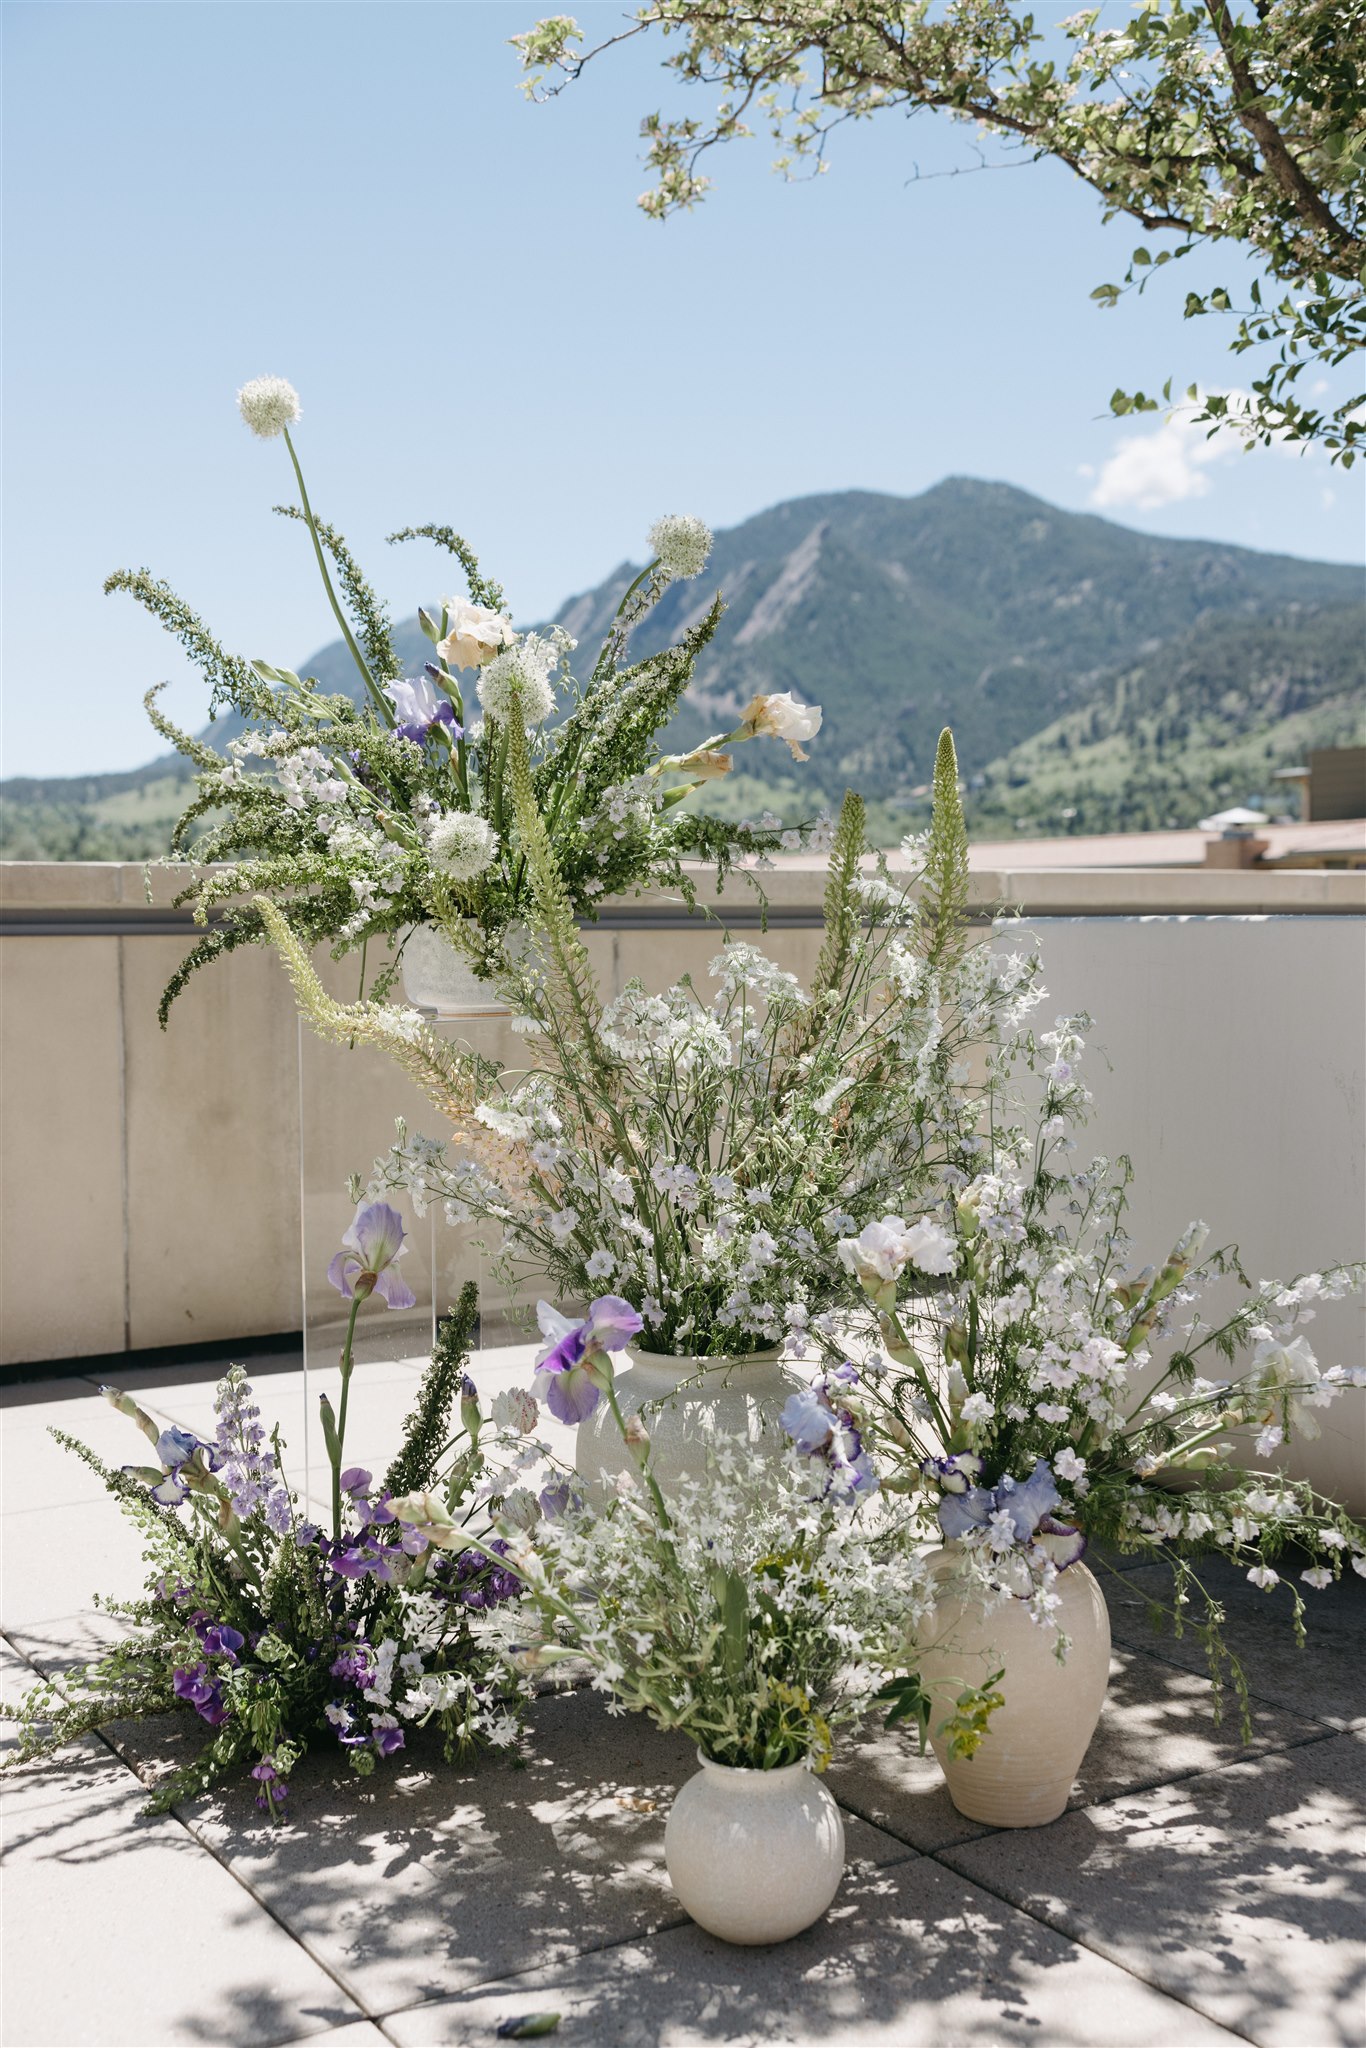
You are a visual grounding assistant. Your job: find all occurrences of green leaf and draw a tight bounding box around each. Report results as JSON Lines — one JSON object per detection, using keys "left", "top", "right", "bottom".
{"left": 495, "top": 2016, "right": 561, "bottom": 2040}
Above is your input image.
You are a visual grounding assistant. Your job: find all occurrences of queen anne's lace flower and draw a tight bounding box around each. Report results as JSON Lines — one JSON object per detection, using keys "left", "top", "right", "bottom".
{"left": 236, "top": 375, "right": 301, "bottom": 438}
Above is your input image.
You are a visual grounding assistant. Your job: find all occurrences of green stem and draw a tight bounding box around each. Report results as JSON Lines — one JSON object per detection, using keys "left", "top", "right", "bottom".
{"left": 604, "top": 1376, "right": 672, "bottom": 1531}
{"left": 331, "top": 1290, "right": 366, "bottom": 1542}
{"left": 281, "top": 426, "right": 391, "bottom": 726}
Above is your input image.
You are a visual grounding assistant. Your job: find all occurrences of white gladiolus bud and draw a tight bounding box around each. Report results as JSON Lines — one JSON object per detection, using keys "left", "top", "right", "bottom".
{"left": 738, "top": 689, "right": 823, "bottom": 760}
{"left": 427, "top": 810, "right": 499, "bottom": 883}
{"left": 648, "top": 512, "right": 713, "bottom": 580}
{"left": 236, "top": 375, "right": 302, "bottom": 438}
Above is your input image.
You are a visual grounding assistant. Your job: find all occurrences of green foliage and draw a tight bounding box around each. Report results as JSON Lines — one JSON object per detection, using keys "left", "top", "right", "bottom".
{"left": 102, "top": 569, "right": 266, "bottom": 719}
{"left": 385, "top": 1281, "right": 481, "bottom": 1500}
{"left": 517, "top": 0, "right": 1365, "bottom": 457}
{"left": 387, "top": 524, "right": 507, "bottom": 614}
{"left": 273, "top": 505, "right": 401, "bottom": 681}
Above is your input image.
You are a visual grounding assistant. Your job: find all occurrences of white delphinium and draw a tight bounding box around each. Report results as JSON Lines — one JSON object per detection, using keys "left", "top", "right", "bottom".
{"left": 428, "top": 809, "right": 499, "bottom": 883}
{"left": 236, "top": 375, "right": 301, "bottom": 438}
{"left": 648, "top": 512, "right": 713, "bottom": 580}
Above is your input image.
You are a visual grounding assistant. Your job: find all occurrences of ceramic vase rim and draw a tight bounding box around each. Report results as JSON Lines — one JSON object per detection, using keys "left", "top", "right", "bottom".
{"left": 693, "top": 1748, "right": 813, "bottom": 1784}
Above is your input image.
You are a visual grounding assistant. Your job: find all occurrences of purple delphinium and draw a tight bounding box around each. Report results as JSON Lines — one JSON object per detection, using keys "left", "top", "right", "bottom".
{"left": 780, "top": 1368, "right": 879, "bottom": 1498}
{"left": 330, "top": 1643, "right": 375, "bottom": 1689}
{"left": 213, "top": 1367, "right": 292, "bottom": 1528}
{"left": 327, "top": 1202, "right": 418, "bottom": 1310}
{"left": 531, "top": 1296, "right": 644, "bottom": 1425}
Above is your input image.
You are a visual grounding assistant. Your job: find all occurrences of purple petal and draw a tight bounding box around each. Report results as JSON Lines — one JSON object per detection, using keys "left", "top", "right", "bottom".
{"left": 348, "top": 1201, "right": 407, "bottom": 1273}
{"left": 582, "top": 1295, "right": 645, "bottom": 1353}
{"left": 1001, "top": 1459, "right": 1062, "bottom": 1542}
{"left": 327, "top": 1250, "right": 357, "bottom": 1300}
{"left": 374, "top": 1265, "right": 418, "bottom": 1312}
{"left": 340, "top": 1468, "right": 372, "bottom": 1495}
{"left": 537, "top": 1364, "right": 601, "bottom": 1425}
{"left": 938, "top": 1486, "right": 994, "bottom": 1541}
{"left": 1034, "top": 1516, "right": 1087, "bottom": 1570}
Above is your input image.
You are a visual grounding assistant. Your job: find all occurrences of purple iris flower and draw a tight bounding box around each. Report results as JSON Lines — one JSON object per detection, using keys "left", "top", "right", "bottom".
{"left": 386, "top": 673, "right": 461, "bottom": 745}
{"left": 936, "top": 1457, "right": 1085, "bottom": 1568}
{"left": 531, "top": 1296, "right": 644, "bottom": 1425}
{"left": 327, "top": 1202, "right": 417, "bottom": 1310}
{"left": 919, "top": 1451, "right": 984, "bottom": 1495}
{"left": 780, "top": 1370, "right": 879, "bottom": 1499}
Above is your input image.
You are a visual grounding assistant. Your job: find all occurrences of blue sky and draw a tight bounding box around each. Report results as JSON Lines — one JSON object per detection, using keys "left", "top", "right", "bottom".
{"left": 3, "top": 0, "right": 1362, "bottom": 778}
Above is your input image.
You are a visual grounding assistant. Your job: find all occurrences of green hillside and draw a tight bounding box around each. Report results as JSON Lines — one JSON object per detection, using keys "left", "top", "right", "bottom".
{"left": 3, "top": 479, "right": 1360, "bottom": 858}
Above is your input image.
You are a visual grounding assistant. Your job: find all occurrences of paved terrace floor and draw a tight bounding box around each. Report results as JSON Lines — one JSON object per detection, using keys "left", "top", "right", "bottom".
{"left": 2, "top": 1347, "right": 1363, "bottom": 2048}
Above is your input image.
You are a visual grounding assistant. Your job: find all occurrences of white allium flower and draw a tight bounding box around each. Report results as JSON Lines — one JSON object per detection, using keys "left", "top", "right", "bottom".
{"left": 236, "top": 375, "right": 301, "bottom": 438}
{"left": 427, "top": 809, "right": 499, "bottom": 883}
{"left": 648, "top": 512, "right": 713, "bottom": 580}
{"left": 478, "top": 647, "right": 556, "bottom": 727}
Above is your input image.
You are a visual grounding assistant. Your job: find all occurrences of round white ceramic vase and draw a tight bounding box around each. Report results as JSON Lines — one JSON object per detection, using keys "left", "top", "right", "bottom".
{"left": 665, "top": 1754, "right": 845, "bottom": 1944}
{"left": 915, "top": 1548, "right": 1111, "bottom": 1828}
{"left": 400, "top": 922, "right": 517, "bottom": 1019}
{"left": 574, "top": 1346, "right": 799, "bottom": 1501}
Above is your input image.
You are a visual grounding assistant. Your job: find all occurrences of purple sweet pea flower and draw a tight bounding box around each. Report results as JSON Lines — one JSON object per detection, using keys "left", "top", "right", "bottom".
{"left": 371, "top": 1720, "right": 406, "bottom": 1758}
{"left": 199, "top": 1623, "right": 245, "bottom": 1663}
{"left": 531, "top": 1296, "right": 644, "bottom": 1425}
{"left": 387, "top": 672, "right": 461, "bottom": 745}
{"left": 173, "top": 1662, "right": 231, "bottom": 1726}
{"left": 327, "top": 1202, "right": 417, "bottom": 1310}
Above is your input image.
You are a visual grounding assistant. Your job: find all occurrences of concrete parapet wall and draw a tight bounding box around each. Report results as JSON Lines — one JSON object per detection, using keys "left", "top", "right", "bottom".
{"left": 3, "top": 860, "right": 1363, "bottom": 1508}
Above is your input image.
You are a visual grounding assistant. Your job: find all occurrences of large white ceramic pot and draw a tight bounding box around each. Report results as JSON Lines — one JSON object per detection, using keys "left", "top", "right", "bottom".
{"left": 400, "top": 923, "right": 520, "bottom": 1019}
{"left": 574, "top": 1346, "right": 800, "bottom": 1501}
{"left": 665, "top": 1753, "right": 845, "bottom": 1944}
{"left": 915, "top": 1547, "right": 1111, "bottom": 1828}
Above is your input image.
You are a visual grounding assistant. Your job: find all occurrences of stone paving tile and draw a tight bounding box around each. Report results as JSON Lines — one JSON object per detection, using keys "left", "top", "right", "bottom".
{"left": 827, "top": 1638, "right": 1325, "bottom": 1854}
{"left": 276, "top": 2029, "right": 391, "bottom": 2048}
{"left": 939, "top": 1730, "right": 1365, "bottom": 2048}
{"left": 1, "top": 1493, "right": 151, "bottom": 1628}
{"left": 382, "top": 1851, "right": 1242, "bottom": 2047}
{"left": 2, "top": 1392, "right": 138, "bottom": 1514}
{"left": 0, "top": 1643, "right": 365, "bottom": 2048}
{"left": 168, "top": 1688, "right": 910, "bottom": 2021}
{"left": 1104, "top": 1554, "right": 1366, "bottom": 1730}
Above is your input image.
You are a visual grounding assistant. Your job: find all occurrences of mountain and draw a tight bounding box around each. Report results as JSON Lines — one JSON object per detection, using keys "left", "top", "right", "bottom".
{"left": 3, "top": 479, "right": 1361, "bottom": 856}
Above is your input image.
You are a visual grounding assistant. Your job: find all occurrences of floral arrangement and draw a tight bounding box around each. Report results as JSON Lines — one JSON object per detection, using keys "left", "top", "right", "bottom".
{"left": 114, "top": 375, "right": 826, "bottom": 1023}
{"left": 828, "top": 1008, "right": 1366, "bottom": 1721}
{"left": 3, "top": 1207, "right": 530, "bottom": 1814}
{"left": 462, "top": 1296, "right": 998, "bottom": 1771}
{"left": 275, "top": 733, "right": 1041, "bottom": 1360}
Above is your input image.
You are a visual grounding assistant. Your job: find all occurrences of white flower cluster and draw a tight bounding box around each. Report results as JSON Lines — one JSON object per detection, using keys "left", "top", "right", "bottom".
{"left": 477, "top": 629, "right": 566, "bottom": 728}
{"left": 647, "top": 512, "right": 713, "bottom": 581}
{"left": 236, "top": 374, "right": 301, "bottom": 438}
{"left": 427, "top": 809, "right": 499, "bottom": 883}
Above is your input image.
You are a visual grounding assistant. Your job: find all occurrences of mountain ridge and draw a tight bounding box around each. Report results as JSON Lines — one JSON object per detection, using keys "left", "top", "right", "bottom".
{"left": 3, "top": 478, "right": 1361, "bottom": 855}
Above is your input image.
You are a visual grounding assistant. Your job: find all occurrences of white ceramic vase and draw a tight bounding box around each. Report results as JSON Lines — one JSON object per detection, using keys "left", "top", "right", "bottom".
{"left": 400, "top": 923, "right": 517, "bottom": 1019}
{"left": 574, "top": 1346, "right": 800, "bottom": 1501}
{"left": 665, "top": 1753, "right": 845, "bottom": 1944}
{"left": 915, "top": 1548, "right": 1111, "bottom": 1828}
